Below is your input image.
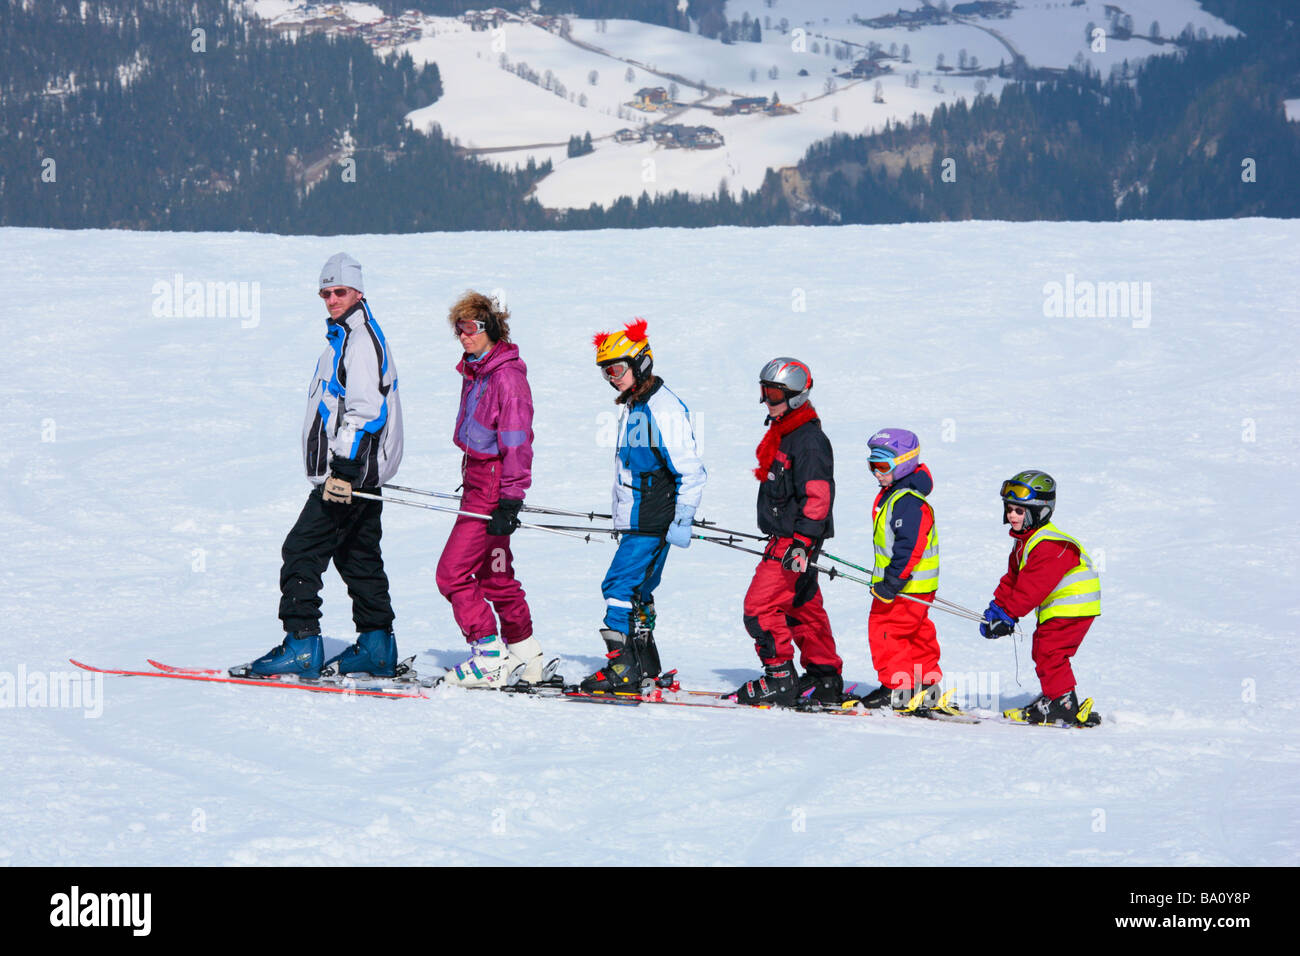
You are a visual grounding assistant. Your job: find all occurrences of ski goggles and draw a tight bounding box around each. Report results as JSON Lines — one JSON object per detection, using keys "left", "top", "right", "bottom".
{"left": 868, "top": 446, "right": 917, "bottom": 474}
{"left": 761, "top": 384, "right": 790, "bottom": 404}
{"left": 1001, "top": 480, "right": 1039, "bottom": 502}
{"left": 601, "top": 361, "right": 631, "bottom": 382}
{"left": 454, "top": 319, "right": 488, "bottom": 336}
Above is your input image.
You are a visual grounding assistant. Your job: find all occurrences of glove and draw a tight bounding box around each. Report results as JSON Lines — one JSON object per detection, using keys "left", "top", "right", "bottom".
{"left": 665, "top": 504, "right": 695, "bottom": 548}
{"left": 980, "top": 601, "right": 1016, "bottom": 639}
{"left": 486, "top": 498, "right": 523, "bottom": 536}
{"left": 781, "top": 535, "right": 812, "bottom": 573}
{"left": 322, "top": 475, "right": 352, "bottom": 504}
{"left": 870, "top": 576, "right": 901, "bottom": 603}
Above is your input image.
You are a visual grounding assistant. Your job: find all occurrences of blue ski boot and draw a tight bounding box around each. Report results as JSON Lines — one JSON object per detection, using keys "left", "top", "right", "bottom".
{"left": 325, "top": 629, "right": 398, "bottom": 678}
{"left": 248, "top": 632, "right": 324, "bottom": 678}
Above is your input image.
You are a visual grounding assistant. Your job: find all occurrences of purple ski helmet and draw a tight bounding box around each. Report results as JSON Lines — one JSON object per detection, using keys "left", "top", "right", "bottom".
{"left": 867, "top": 428, "right": 920, "bottom": 480}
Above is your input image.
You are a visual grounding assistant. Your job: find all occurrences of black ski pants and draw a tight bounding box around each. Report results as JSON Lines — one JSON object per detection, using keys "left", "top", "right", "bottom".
{"left": 278, "top": 486, "right": 394, "bottom": 635}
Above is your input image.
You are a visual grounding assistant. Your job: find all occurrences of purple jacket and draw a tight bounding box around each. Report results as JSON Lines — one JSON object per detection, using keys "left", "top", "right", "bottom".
{"left": 453, "top": 342, "right": 534, "bottom": 500}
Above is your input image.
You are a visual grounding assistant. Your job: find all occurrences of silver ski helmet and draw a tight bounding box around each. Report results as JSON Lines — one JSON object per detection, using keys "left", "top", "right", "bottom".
{"left": 759, "top": 357, "right": 813, "bottom": 410}
{"left": 1001, "top": 470, "right": 1056, "bottom": 529}
{"left": 868, "top": 428, "right": 921, "bottom": 480}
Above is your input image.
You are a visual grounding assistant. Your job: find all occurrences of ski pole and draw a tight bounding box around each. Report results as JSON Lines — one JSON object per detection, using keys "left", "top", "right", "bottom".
{"left": 381, "top": 483, "right": 613, "bottom": 522}
{"left": 693, "top": 534, "right": 985, "bottom": 622}
{"left": 691, "top": 518, "right": 766, "bottom": 541}
{"left": 354, "top": 491, "right": 606, "bottom": 543}
{"left": 819, "top": 549, "right": 985, "bottom": 618}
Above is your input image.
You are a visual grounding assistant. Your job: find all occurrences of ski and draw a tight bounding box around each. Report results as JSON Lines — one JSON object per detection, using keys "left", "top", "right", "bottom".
{"left": 70, "top": 659, "right": 427, "bottom": 699}
{"left": 562, "top": 682, "right": 981, "bottom": 723}
{"left": 73, "top": 658, "right": 988, "bottom": 722}
{"left": 151, "top": 656, "right": 437, "bottom": 690}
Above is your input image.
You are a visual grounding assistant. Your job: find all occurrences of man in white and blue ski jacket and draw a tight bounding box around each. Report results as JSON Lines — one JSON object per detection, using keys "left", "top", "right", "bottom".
{"left": 245, "top": 253, "right": 405, "bottom": 681}
{"left": 301, "top": 296, "right": 403, "bottom": 490}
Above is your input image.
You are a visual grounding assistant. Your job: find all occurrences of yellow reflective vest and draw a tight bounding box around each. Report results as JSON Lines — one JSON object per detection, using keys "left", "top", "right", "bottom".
{"left": 872, "top": 487, "right": 939, "bottom": 594}
{"left": 1019, "top": 522, "right": 1101, "bottom": 622}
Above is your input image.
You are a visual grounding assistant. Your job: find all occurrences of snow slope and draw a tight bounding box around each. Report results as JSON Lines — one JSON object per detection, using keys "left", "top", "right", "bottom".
{"left": 3, "top": 218, "right": 1298, "bottom": 865}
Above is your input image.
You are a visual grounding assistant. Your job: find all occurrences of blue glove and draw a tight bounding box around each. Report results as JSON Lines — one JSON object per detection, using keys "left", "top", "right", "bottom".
{"left": 665, "top": 505, "right": 695, "bottom": 548}
{"left": 980, "top": 601, "right": 1016, "bottom": 639}
{"left": 870, "top": 576, "right": 901, "bottom": 603}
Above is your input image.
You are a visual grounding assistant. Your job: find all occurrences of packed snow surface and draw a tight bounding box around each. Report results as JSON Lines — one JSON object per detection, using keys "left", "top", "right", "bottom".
{"left": 2, "top": 218, "right": 1297, "bottom": 865}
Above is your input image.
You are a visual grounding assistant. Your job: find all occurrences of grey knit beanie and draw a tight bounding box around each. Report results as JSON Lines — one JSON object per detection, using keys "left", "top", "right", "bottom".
{"left": 319, "top": 252, "right": 364, "bottom": 295}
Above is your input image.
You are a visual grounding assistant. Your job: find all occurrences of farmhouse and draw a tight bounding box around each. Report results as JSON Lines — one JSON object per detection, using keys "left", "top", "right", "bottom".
{"left": 729, "top": 96, "right": 768, "bottom": 114}
{"left": 651, "top": 124, "right": 724, "bottom": 149}
{"left": 631, "top": 87, "right": 671, "bottom": 111}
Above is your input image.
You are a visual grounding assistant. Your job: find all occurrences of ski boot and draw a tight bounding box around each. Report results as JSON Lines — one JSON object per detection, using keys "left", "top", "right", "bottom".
{"left": 442, "top": 634, "right": 514, "bottom": 688}
{"left": 246, "top": 632, "right": 324, "bottom": 679}
{"left": 1003, "top": 693, "right": 1049, "bottom": 723}
{"left": 505, "top": 635, "right": 549, "bottom": 684}
{"left": 631, "top": 598, "right": 661, "bottom": 679}
{"left": 580, "top": 629, "right": 647, "bottom": 693}
{"left": 1008, "top": 689, "right": 1101, "bottom": 727}
{"left": 798, "top": 664, "right": 845, "bottom": 706}
{"left": 851, "top": 684, "right": 897, "bottom": 709}
{"left": 731, "top": 661, "right": 801, "bottom": 707}
{"left": 893, "top": 683, "right": 940, "bottom": 713}
{"left": 323, "top": 629, "right": 398, "bottom": 678}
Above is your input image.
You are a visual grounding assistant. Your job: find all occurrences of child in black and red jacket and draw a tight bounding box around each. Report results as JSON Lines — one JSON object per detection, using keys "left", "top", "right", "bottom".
{"left": 732, "top": 357, "right": 843, "bottom": 707}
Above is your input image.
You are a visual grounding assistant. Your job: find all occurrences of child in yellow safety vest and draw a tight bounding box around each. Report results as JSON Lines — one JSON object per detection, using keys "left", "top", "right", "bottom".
{"left": 855, "top": 428, "right": 947, "bottom": 712}
{"left": 982, "top": 470, "right": 1101, "bottom": 727}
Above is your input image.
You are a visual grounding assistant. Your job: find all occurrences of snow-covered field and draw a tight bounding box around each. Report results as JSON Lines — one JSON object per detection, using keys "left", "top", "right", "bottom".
{"left": 244, "top": 2, "right": 1239, "bottom": 210}
{"left": 3, "top": 218, "right": 1298, "bottom": 866}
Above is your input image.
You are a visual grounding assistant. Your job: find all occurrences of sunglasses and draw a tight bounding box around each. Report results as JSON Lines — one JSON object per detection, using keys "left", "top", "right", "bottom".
{"left": 601, "top": 362, "right": 631, "bottom": 382}
{"left": 761, "top": 384, "right": 789, "bottom": 404}
{"left": 1001, "top": 481, "right": 1037, "bottom": 502}
{"left": 319, "top": 287, "right": 352, "bottom": 300}
{"left": 454, "top": 319, "right": 488, "bottom": 336}
{"left": 1005, "top": 504, "right": 1027, "bottom": 515}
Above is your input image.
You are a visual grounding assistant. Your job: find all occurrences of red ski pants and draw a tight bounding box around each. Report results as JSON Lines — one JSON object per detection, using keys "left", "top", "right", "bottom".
{"left": 1032, "top": 615, "right": 1093, "bottom": 699}
{"left": 742, "top": 543, "right": 842, "bottom": 672}
{"left": 868, "top": 593, "right": 941, "bottom": 689}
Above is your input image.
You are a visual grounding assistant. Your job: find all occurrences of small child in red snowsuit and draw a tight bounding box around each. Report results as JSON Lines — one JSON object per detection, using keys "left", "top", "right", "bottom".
{"left": 859, "top": 428, "right": 944, "bottom": 711}
{"left": 981, "top": 470, "right": 1101, "bottom": 726}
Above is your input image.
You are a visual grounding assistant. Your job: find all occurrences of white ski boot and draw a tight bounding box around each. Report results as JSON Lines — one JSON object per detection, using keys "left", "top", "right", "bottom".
{"left": 505, "top": 635, "right": 548, "bottom": 684}
{"left": 443, "top": 634, "right": 514, "bottom": 688}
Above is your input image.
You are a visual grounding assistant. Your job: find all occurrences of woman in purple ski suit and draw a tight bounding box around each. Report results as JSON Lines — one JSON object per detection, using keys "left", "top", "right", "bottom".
{"left": 436, "top": 291, "right": 545, "bottom": 687}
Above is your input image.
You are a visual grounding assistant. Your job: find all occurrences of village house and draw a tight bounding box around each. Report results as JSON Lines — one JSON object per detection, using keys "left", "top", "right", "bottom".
{"left": 651, "top": 124, "right": 724, "bottom": 149}
{"left": 631, "top": 87, "right": 671, "bottom": 111}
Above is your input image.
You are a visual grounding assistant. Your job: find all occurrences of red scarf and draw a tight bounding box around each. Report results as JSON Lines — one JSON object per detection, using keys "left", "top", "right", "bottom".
{"left": 754, "top": 403, "right": 817, "bottom": 481}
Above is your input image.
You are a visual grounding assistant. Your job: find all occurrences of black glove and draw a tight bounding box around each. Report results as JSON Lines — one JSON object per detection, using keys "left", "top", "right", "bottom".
{"left": 781, "top": 536, "right": 811, "bottom": 573}
{"left": 486, "top": 498, "right": 524, "bottom": 536}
